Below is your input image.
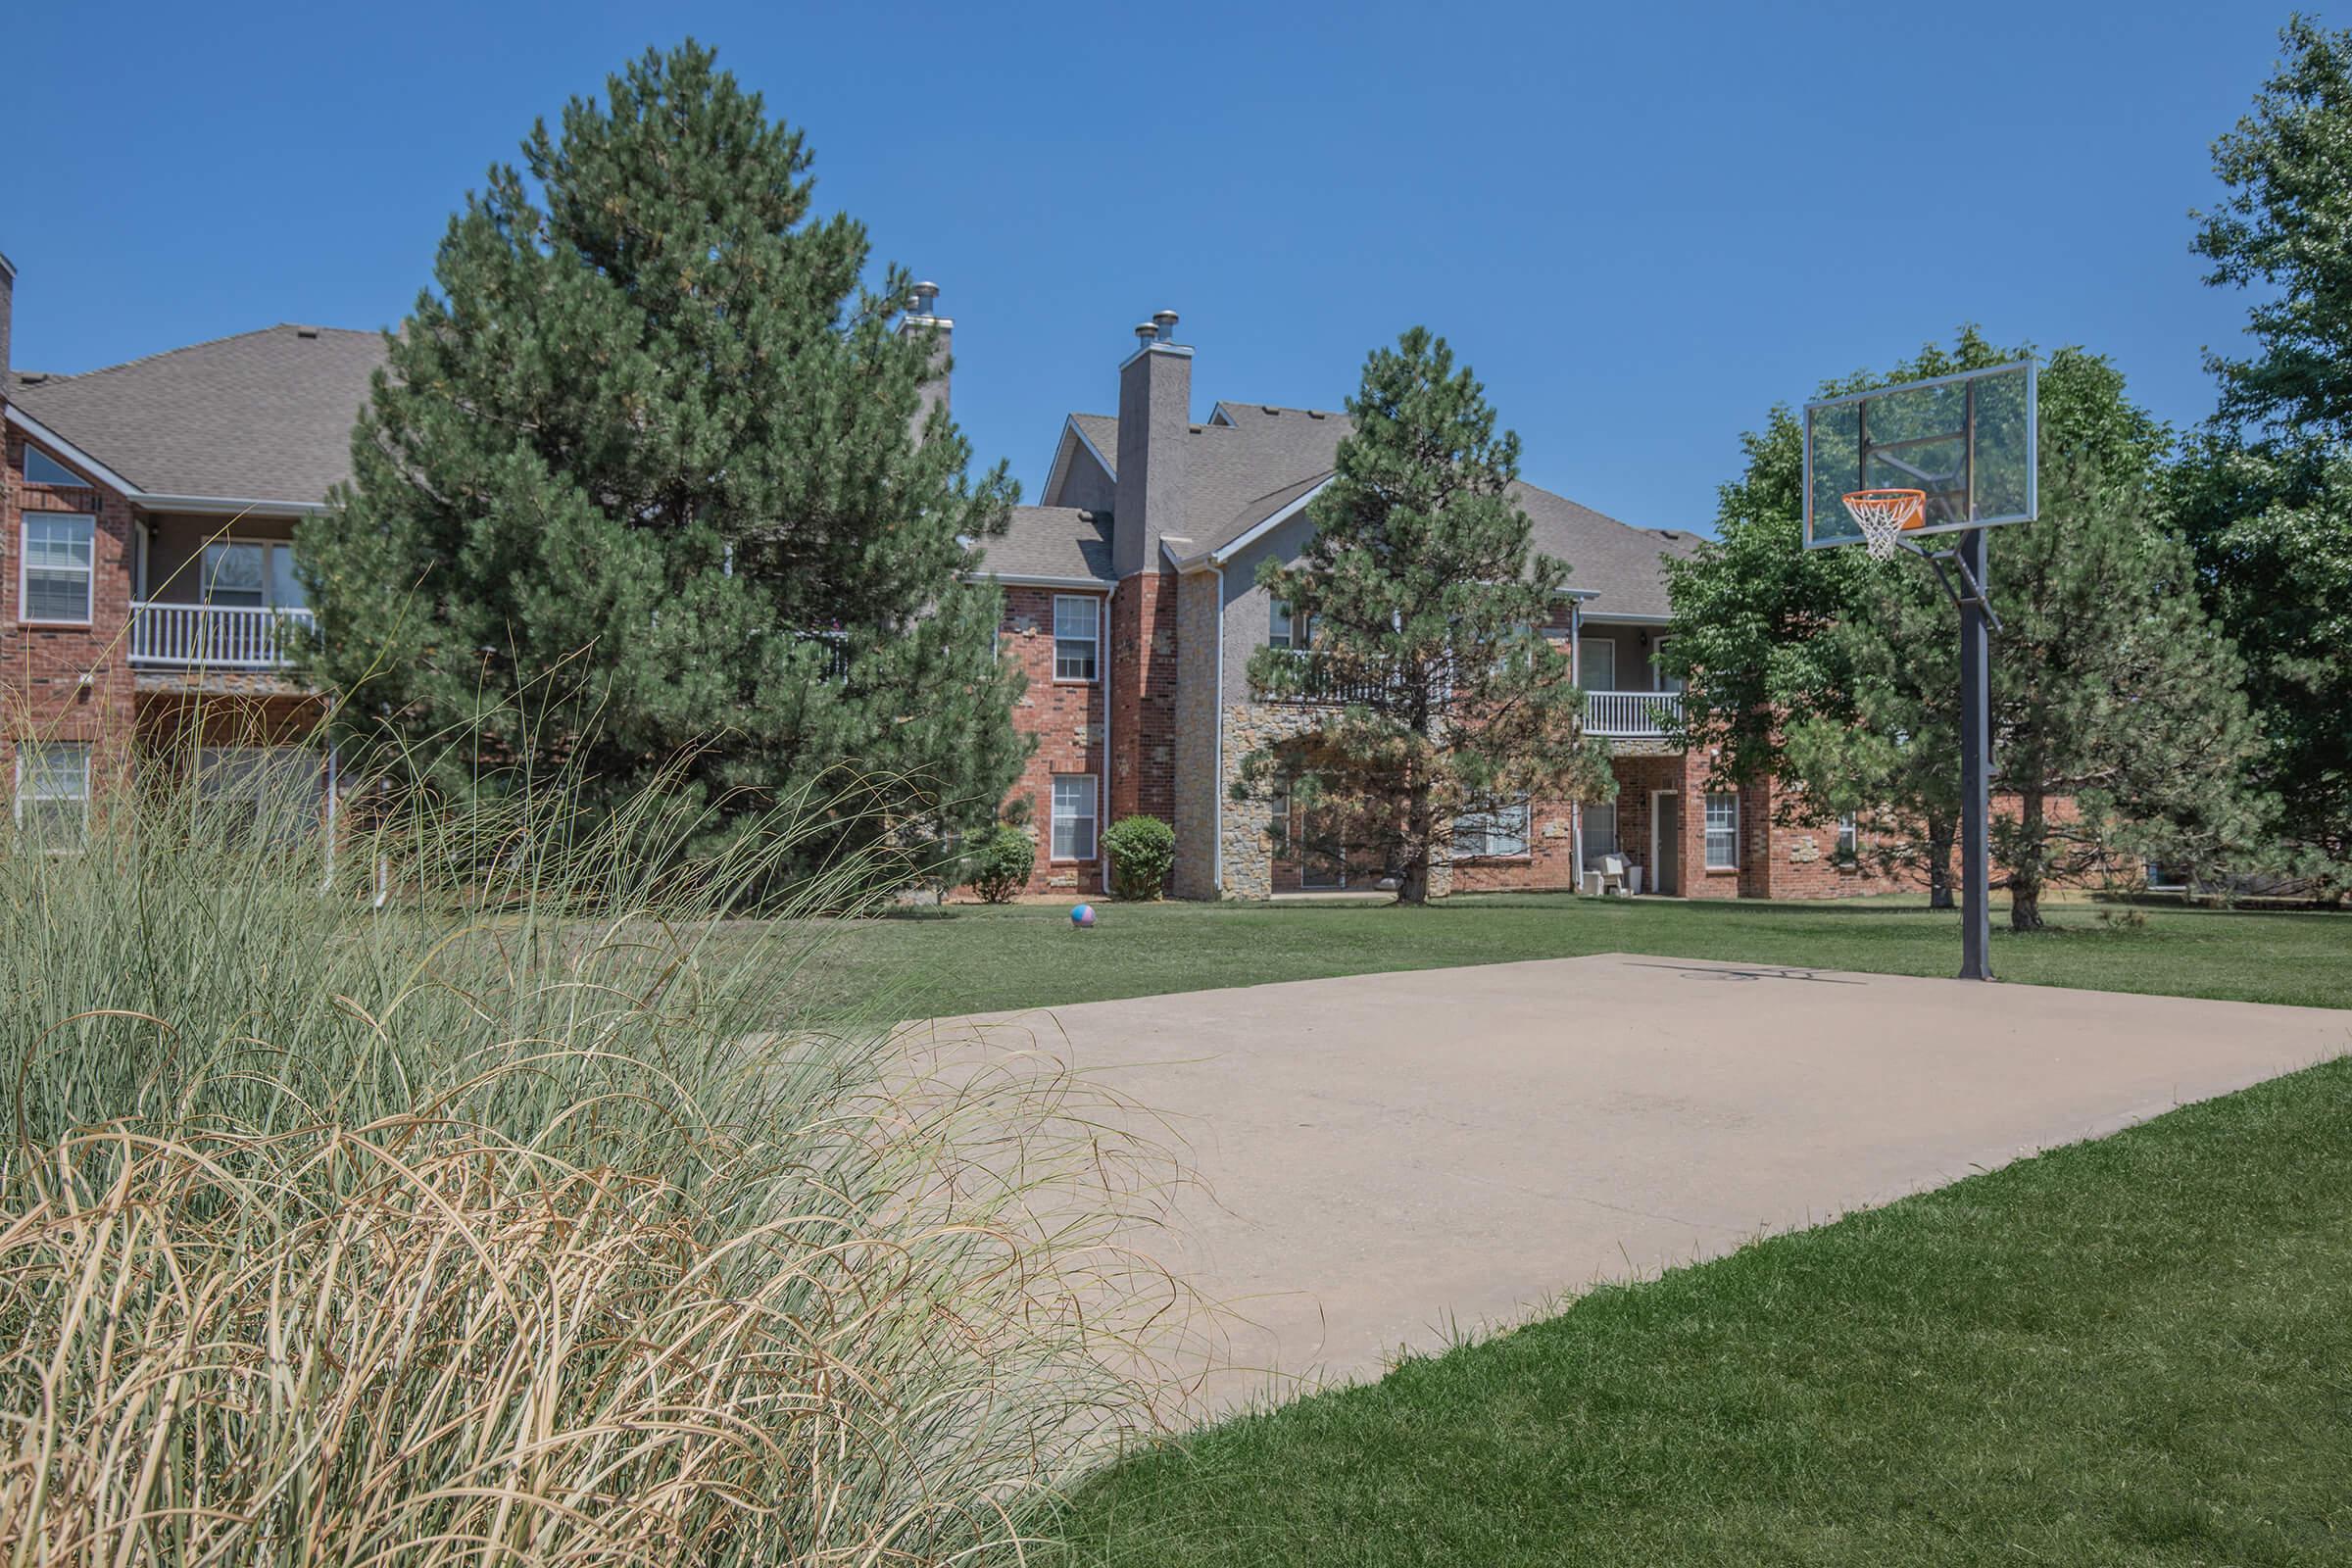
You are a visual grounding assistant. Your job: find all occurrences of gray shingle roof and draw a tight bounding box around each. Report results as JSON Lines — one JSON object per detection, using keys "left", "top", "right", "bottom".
{"left": 8, "top": 324, "right": 384, "bottom": 504}
{"left": 982, "top": 506, "right": 1114, "bottom": 583}
{"left": 1067, "top": 413, "right": 1120, "bottom": 477}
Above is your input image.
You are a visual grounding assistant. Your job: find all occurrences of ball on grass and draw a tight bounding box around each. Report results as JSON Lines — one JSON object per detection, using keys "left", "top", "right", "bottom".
{"left": 1070, "top": 903, "right": 1097, "bottom": 929}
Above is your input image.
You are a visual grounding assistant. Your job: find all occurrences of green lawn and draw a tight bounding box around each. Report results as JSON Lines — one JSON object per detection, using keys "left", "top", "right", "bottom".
{"left": 797, "top": 892, "right": 2352, "bottom": 1021}
{"left": 1046, "top": 1057, "right": 2352, "bottom": 1566}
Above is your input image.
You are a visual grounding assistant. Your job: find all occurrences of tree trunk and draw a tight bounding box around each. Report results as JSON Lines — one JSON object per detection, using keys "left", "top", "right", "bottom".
{"left": 1927, "top": 816, "right": 1956, "bottom": 910}
{"left": 2009, "top": 788, "right": 2045, "bottom": 932}
{"left": 1396, "top": 776, "right": 1435, "bottom": 906}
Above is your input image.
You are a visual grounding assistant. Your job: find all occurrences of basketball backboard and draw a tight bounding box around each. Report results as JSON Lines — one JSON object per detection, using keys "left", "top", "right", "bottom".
{"left": 1803, "top": 360, "right": 2036, "bottom": 550}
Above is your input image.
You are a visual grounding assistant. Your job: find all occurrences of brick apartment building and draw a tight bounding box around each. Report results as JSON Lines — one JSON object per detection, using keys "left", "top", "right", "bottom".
{"left": 0, "top": 251, "right": 1883, "bottom": 899}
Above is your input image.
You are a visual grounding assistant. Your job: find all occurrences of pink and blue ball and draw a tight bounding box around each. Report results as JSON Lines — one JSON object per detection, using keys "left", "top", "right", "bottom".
{"left": 1070, "top": 904, "right": 1097, "bottom": 928}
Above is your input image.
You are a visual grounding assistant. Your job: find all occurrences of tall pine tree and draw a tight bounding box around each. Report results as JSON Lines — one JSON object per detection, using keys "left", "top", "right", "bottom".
{"left": 1236, "top": 328, "right": 1609, "bottom": 906}
{"left": 1667, "top": 333, "right": 2267, "bottom": 929}
{"left": 2177, "top": 14, "right": 2352, "bottom": 899}
{"left": 297, "top": 42, "right": 1026, "bottom": 873}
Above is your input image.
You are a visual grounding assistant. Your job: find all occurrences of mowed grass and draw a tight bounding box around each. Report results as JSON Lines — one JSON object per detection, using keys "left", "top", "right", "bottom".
{"left": 790, "top": 892, "right": 2352, "bottom": 1020}
{"left": 1048, "top": 1056, "right": 2352, "bottom": 1567}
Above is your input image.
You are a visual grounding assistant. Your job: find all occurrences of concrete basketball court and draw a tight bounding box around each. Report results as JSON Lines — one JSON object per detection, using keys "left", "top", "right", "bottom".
{"left": 912, "top": 954, "right": 2351, "bottom": 1409}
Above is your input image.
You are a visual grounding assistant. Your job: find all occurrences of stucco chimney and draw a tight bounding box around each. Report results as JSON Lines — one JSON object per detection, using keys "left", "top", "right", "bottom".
{"left": 0, "top": 250, "right": 16, "bottom": 402}
{"left": 898, "top": 279, "right": 951, "bottom": 435}
{"left": 1113, "top": 309, "right": 1191, "bottom": 577}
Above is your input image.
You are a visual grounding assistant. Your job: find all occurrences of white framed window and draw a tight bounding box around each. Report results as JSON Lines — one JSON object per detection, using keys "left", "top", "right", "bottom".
{"left": 193, "top": 746, "right": 323, "bottom": 847}
{"left": 1704, "top": 792, "right": 1740, "bottom": 871}
{"left": 1652, "top": 637, "right": 1685, "bottom": 694}
{"left": 1452, "top": 795, "right": 1532, "bottom": 859}
{"left": 1582, "top": 800, "right": 1619, "bottom": 866}
{"left": 23, "top": 447, "right": 87, "bottom": 487}
{"left": 1578, "top": 636, "right": 1617, "bottom": 690}
{"left": 1837, "top": 812, "right": 1858, "bottom": 859}
{"left": 15, "top": 742, "right": 90, "bottom": 850}
{"left": 21, "top": 514, "right": 95, "bottom": 623}
{"left": 1269, "top": 601, "right": 1324, "bottom": 651}
{"left": 1051, "top": 774, "right": 1098, "bottom": 861}
{"left": 193, "top": 540, "right": 306, "bottom": 610}
{"left": 1053, "top": 595, "right": 1098, "bottom": 682}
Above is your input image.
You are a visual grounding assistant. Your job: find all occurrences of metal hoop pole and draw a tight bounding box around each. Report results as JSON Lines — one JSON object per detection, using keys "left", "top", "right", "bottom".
{"left": 1957, "top": 526, "right": 1994, "bottom": 981}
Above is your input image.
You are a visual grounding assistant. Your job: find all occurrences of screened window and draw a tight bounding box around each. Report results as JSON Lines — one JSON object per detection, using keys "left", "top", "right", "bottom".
{"left": 1453, "top": 796, "right": 1531, "bottom": 858}
{"left": 1578, "top": 637, "right": 1617, "bottom": 690}
{"left": 23, "top": 448, "right": 87, "bottom": 487}
{"left": 16, "top": 743, "right": 89, "bottom": 850}
{"left": 1051, "top": 774, "right": 1098, "bottom": 860}
{"left": 1582, "top": 800, "right": 1619, "bottom": 866}
{"left": 21, "top": 514, "right": 95, "bottom": 622}
{"left": 1053, "top": 595, "right": 1098, "bottom": 682}
{"left": 1704, "top": 793, "right": 1740, "bottom": 870}
{"left": 193, "top": 747, "right": 322, "bottom": 848}
{"left": 1837, "top": 812, "right": 1858, "bottom": 859}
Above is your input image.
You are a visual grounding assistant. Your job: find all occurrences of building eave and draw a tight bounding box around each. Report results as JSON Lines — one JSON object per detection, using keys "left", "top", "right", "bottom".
{"left": 4, "top": 405, "right": 146, "bottom": 497}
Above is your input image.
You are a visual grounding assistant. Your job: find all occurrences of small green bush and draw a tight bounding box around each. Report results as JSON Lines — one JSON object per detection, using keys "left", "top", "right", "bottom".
{"left": 966, "top": 822, "right": 1036, "bottom": 904}
{"left": 1103, "top": 814, "right": 1176, "bottom": 901}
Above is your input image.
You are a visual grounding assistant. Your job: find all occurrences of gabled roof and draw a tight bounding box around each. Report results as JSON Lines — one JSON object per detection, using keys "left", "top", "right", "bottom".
{"left": 7, "top": 324, "right": 385, "bottom": 505}
{"left": 979, "top": 506, "right": 1114, "bottom": 584}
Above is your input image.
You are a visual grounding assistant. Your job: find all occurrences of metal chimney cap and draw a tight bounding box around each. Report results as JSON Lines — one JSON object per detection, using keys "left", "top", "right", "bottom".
{"left": 1134, "top": 321, "right": 1159, "bottom": 343}
{"left": 1151, "top": 309, "right": 1180, "bottom": 342}
{"left": 909, "top": 279, "right": 940, "bottom": 300}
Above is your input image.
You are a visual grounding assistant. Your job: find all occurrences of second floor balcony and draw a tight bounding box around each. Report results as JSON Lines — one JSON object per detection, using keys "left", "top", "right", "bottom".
{"left": 130, "top": 602, "right": 315, "bottom": 670}
{"left": 1584, "top": 689, "right": 1683, "bottom": 739}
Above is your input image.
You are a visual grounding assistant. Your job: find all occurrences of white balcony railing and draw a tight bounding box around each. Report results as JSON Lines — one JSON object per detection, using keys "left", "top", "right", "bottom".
{"left": 1585, "top": 689, "right": 1683, "bottom": 738}
{"left": 129, "top": 603, "right": 315, "bottom": 669}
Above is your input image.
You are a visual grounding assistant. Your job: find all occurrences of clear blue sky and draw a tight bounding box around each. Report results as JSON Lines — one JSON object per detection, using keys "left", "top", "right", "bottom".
{"left": 11, "top": 0, "right": 2290, "bottom": 532}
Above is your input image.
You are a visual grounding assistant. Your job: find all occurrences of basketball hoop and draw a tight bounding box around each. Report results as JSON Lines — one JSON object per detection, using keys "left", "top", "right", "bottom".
{"left": 1841, "top": 489, "right": 1926, "bottom": 562}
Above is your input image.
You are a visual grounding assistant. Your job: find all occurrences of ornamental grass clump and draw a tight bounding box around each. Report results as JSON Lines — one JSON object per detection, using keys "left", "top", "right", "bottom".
{"left": 0, "top": 749, "right": 1194, "bottom": 1564}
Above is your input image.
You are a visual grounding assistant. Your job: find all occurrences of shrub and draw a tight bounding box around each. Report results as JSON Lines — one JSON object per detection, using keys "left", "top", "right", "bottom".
{"left": 0, "top": 735, "right": 1190, "bottom": 1564}
{"left": 966, "top": 820, "right": 1037, "bottom": 904}
{"left": 1103, "top": 814, "right": 1177, "bottom": 901}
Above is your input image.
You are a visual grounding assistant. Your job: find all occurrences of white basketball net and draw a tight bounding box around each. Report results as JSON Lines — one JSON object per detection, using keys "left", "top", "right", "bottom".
{"left": 1841, "top": 491, "right": 1921, "bottom": 562}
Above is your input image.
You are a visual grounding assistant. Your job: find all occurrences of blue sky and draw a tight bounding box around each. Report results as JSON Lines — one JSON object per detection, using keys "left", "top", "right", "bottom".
{"left": 11, "top": 0, "right": 2290, "bottom": 532}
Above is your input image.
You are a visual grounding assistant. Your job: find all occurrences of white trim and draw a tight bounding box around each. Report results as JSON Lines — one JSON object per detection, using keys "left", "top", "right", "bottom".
{"left": 963, "top": 570, "right": 1113, "bottom": 591}
{"left": 14, "top": 740, "right": 91, "bottom": 850}
{"left": 19, "top": 512, "right": 96, "bottom": 625}
{"left": 5, "top": 407, "right": 143, "bottom": 497}
{"left": 1049, "top": 772, "right": 1100, "bottom": 862}
{"left": 1581, "top": 610, "right": 1669, "bottom": 626}
{"left": 1205, "top": 477, "right": 1331, "bottom": 566}
{"left": 6, "top": 405, "right": 328, "bottom": 516}
{"left": 1210, "top": 563, "right": 1226, "bottom": 894}
{"left": 1052, "top": 592, "right": 1100, "bottom": 683}
{"left": 1703, "top": 790, "right": 1740, "bottom": 872}
{"left": 136, "top": 494, "right": 328, "bottom": 518}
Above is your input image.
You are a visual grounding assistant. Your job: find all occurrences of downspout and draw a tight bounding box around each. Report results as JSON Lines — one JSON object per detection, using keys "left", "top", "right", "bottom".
{"left": 1570, "top": 596, "right": 1585, "bottom": 888}
{"left": 1210, "top": 564, "right": 1226, "bottom": 896}
{"left": 1099, "top": 591, "right": 1111, "bottom": 895}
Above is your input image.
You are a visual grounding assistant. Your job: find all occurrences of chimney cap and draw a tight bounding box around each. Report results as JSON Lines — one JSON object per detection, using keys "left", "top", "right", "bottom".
{"left": 0, "top": 250, "right": 16, "bottom": 283}
{"left": 1134, "top": 321, "right": 1158, "bottom": 343}
{"left": 906, "top": 279, "right": 942, "bottom": 317}
{"left": 1151, "top": 309, "right": 1180, "bottom": 343}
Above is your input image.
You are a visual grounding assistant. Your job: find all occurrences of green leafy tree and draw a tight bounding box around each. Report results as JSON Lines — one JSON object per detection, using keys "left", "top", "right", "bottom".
{"left": 1235, "top": 327, "right": 1609, "bottom": 906}
{"left": 2177, "top": 14, "right": 2352, "bottom": 897}
{"left": 298, "top": 41, "right": 1026, "bottom": 874}
{"left": 1667, "top": 332, "right": 2267, "bottom": 929}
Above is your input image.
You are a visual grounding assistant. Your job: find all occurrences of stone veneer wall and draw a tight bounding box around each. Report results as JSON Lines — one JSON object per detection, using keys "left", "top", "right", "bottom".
{"left": 1170, "top": 570, "right": 1221, "bottom": 899}
{"left": 1215, "top": 700, "right": 1322, "bottom": 901}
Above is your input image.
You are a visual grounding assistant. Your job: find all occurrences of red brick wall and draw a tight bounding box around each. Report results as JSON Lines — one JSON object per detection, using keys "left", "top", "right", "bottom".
{"left": 997, "top": 585, "right": 1107, "bottom": 897}
{"left": 1, "top": 430, "right": 138, "bottom": 809}
{"left": 1107, "top": 566, "right": 1178, "bottom": 826}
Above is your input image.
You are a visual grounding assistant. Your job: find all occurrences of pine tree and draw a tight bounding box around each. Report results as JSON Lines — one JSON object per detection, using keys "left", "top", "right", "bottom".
{"left": 2176, "top": 15, "right": 2352, "bottom": 898}
{"left": 1667, "top": 333, "right": 2267, "bottom": 930}
{"left": 296, "top": 41, "right": 1026, "bottom": 876}
{"left": 1235, "top": 328, "right": 1610, "bottom": 906}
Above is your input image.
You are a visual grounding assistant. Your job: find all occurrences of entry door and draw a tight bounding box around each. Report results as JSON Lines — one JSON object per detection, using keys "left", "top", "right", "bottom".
{"left": 1652, "top": 792, "right": 1682, "bottom": 896}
